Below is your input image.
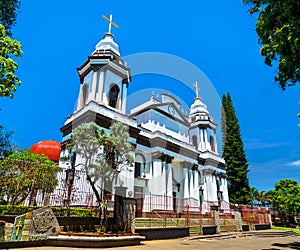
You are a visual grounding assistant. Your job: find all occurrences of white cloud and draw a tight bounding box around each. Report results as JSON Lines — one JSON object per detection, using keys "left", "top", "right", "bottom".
{"left": 286, "top": 160, "right": 300, "bottom": 167}
{"left": 245, "top": 139, "right": 288, "bottom": 150}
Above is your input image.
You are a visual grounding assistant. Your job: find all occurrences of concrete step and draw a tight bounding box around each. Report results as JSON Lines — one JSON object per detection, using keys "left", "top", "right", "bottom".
{"left": 248, "top": 230, "right": 298, "bottom": 237}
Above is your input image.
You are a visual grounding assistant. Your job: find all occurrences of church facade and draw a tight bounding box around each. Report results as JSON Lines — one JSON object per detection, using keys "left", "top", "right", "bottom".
{"left": 51, "top": 22, "right": 230, "bottom": 215}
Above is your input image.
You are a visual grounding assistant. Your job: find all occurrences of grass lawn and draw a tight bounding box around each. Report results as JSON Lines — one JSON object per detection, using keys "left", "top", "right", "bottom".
{"left": 272, "top": 226, "right": 300, "bottom": 234}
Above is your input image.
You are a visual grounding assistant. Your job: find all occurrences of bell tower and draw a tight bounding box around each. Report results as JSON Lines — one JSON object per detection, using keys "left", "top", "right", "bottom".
{"left": 188, "top": 82, "right": 218, "bottom": 153}
{"left": 75, "top": 14, "right": 131, "bottom": 114}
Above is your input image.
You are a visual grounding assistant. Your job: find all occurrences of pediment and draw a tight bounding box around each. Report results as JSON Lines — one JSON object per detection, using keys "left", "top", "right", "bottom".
{"left": 153, "top": 102, "right": 188, "bottom": 125}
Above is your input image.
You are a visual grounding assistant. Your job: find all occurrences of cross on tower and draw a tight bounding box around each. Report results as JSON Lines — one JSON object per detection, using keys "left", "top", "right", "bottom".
{"left": 102, "top": 14, "right": 119, "bottom": 34}
{"left": 193, "top": 81, "right": 200, "bottom": 98}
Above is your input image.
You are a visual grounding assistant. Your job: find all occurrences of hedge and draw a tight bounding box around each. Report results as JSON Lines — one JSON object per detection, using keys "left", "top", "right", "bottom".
{"left": 0, "top": 205, "right": 95, "bottom": 217}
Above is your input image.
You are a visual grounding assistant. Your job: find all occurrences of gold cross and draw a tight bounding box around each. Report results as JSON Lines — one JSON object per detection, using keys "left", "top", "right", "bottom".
{"left": 102, "top": 14, "right": 119, "bottom": 34}
{"left": 15, "top": 220, "right": 23, "bottom": 237}
{"left": 193, "top": 81, "right": 200, "bottom": 98}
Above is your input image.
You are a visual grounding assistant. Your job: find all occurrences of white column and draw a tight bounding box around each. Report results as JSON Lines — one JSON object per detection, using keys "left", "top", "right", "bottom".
{"left": 210, "top": 175, "right": 218, "bottom": 202}
{"left": 214, "top": 133, "right": 218, "bottom": 154}
{"left": 88, "top": 70, "right": 98, "bottom": 102}
{"left": 201, "top": 174, "right": 209, "bottom": 213}
{"left": 221, "top": 177, "right": 229, "bottom": 203}
{"left": 166, "top": 163, "right": 173, "bottom": 210}
{"left": 160, "top": 162, "right": 166, "bottom": 196}
{"left": 189, "top": 170, "right": 194, "bottom": 199}
{"left": 194, "top": 171, "right": 200, "bottom": 206}
{"left": 96, "top": 71, "right": 105, "bottom": 103}
{"left": 121, "top": 83, "right": 128, "bottom": 114}
{"left": 199, "top": 129, "right": 204, "bottom": 151}
{"left": 204, "top": 130, "right": 210, "bottom": 150}
{"left": 183, "top": 170, "right": 189, "bottom": 199}
{"left": 76, "top": 85, "right": 83, "bottom": 111}
{"left": 150, "top": 159, "right": 163, "bottom": 209}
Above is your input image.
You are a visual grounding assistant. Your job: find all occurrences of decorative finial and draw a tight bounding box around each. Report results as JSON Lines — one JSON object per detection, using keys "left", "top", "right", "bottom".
{"left": 102, "top": 14, "right": 118, "bottom": 34}
{"left": 193, "top": 81, "right": 200, "bottom": 98}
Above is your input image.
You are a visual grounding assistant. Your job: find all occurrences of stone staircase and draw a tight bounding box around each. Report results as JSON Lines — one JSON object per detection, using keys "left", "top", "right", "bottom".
{"left": 246, "top": 230, "right": 299, "bottom": 238}
{"left": 189, "top": 230, "right": 299, "bottom": 241}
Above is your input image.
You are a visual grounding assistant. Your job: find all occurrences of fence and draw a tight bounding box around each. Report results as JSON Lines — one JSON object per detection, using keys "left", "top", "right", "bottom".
{"left": 135, "top": 194, "right": 271, "bottom": 234}
{"left": 23, "top": 190, "right": 271, "bottom": 234}
{"left": 134, "top": 193, "right": 236, "bottom": 234}
{"left": 240, "top": 205, "right": 270, "bottom": 229}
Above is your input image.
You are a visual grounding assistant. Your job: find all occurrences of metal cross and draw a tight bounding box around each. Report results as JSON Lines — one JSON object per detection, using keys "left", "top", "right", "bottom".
{"left": 193, "top": 81, "right": 200, "bottom": 98}
{"left": 102, "top": 14, "right": 119, "bottom": 34}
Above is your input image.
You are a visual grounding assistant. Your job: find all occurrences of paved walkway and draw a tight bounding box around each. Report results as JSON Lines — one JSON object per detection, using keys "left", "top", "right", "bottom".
{"left": 13, "top": 234, "right": 300, "bottom": 250}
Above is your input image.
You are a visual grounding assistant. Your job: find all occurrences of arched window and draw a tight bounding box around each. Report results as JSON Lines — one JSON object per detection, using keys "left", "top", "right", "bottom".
{"left": 192, "top": 135, "right": 198, "bottom": 148}
{"left": 108, "top": 84, "right": 120, "bottom": 108}
{"left": 210, "top": 135, "right": 215, "bottom": 152}
{"left": 135, "top": 153, "right": 146, "bottom": 178}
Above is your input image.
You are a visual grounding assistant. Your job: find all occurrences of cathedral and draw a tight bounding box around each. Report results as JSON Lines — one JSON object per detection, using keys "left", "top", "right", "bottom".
{"left": 51, "top": 15, "right": 229, "bottom": 215}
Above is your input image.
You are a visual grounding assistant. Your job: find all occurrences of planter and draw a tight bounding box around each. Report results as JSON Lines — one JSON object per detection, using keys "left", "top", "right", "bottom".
{"left": 201, "top": 225, "right": 217, "bottom": 235}
{"left": 254, "top": 224, "right": 271, "bottom": 230}
{"left": 242, "top": 224, "right": 250, "bottom": 231}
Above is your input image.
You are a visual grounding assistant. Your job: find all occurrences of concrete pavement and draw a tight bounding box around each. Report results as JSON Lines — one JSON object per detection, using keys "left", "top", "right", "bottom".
{"left": 12, "top": 234, "right": 300, "bottom": 250}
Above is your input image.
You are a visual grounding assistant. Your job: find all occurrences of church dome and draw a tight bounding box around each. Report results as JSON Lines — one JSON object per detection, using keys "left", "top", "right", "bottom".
{"left": 189, "top": 97, "right": 209, "bottom": 115}
{"left": 94, "top": 33, "right": 120, "bottom": 56}
{"left": 30, "top": 140, "right": 61, "bottom": 162}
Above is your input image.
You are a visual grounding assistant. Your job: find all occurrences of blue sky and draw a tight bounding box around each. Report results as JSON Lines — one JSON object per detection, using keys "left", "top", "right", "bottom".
{"left": 1, "top": 0, "right": 300, "bottom": 191}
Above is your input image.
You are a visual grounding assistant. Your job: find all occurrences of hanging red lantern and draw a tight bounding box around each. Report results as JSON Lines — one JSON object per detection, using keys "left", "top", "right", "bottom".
{"left": 30, "top": 140, "right": 61, "bottom": 162}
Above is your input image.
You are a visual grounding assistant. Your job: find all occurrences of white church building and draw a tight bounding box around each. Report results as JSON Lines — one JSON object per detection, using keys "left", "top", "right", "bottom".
{"left": 51, "top": 16, "right": 230, "bottom": 215}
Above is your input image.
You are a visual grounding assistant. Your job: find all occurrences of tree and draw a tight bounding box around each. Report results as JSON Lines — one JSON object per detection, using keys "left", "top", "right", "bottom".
{"left": 0, "top": 0, "right": 21, "bottom": 36}
{"left": 0, "top": 125, "right": 16, "bottom": 157}
{"left": 249, "top": 187, "right": 270, "bottom": 206}
{"left": 70, "top": 121, "right": 133, "bottom": 205}
{"left": 0, "top": 149, "right": 60, "bottom": 205}
{"left": 0, "top": 24, "right": 22, "bottom": 98}
{"left": 242, "top": 0, "right": 300, "bottom": 90}
{"left": 266, "top": 179, "right": 300, "bottom": 226}
{"left": 222, "top": 92, "right": 250, "bottom": 204}
{"left": 68, "top": 121, "right": 133, "bottom": 231}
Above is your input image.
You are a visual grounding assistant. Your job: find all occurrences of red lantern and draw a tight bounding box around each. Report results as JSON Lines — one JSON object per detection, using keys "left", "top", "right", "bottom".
{"left": 30, "top": 140, "right": 61, "bottom": 162}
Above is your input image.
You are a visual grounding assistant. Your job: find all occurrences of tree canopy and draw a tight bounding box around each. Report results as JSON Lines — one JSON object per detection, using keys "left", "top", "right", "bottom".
{"left": 242, "top": 0, "right": 300, "bottom": 89}
{"left": 222, "top": 93, "right": 250, "bottom": 204}
{"left": 266, "top": 179, "right": 300, "bottom": 226}
{"left": 0, "top": 125, "right": 16, "bottom": 157}
{"left": 0, "top": 24, "right": 22, "bottom": 98}
{"left": 0, "top": 149, "right": 60, "bottom": 205}
{"left": 69, "top": 121, "right": 133, "bottom": 205}
{"left": 0, "top": 0, "right": 21, "bottom": 36}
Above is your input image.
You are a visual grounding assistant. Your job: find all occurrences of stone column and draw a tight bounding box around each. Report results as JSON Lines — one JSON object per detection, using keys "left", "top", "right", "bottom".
{"left": 113, "top": 186, "right": 128, "bottom": 233}
{"left": 211, "top": 205, "right": 220, "bottom": 233}
{"left": 234, "top": 206, "right": 243, "bottom": 232}
{"left": 123, "top": 198, "right": 136, "bottom": 233}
